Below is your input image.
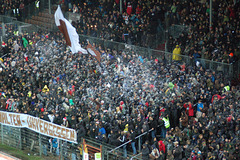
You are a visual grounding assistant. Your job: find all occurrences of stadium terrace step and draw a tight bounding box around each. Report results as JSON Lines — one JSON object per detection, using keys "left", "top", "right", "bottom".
{"left": 26, "top": 10, "right": 55, "bottom": 30}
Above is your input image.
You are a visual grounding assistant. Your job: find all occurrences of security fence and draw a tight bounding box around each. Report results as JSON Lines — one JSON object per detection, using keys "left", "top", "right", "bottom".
{"left": 0, "top": 123, "right": 81, "bottom": 160}
{"left": 168, "top": 24, "right": 190, "bottom": 39}
{"left": 0, "top": 15, "right": 41, "bottom": 43}
{"left": 4, "top": 0, "right": 50, "bottom": 21}
{"left": 78, "top": 34, "right": 234, "bottom": 78}
{"left": 0, "top": 122, "right": 146, "bottom": 160}
{"left": 0, "top": 16, "right": 235, "bottom": 77}
{"left": 0, "top": 109, "right": 144, "bottom": 160}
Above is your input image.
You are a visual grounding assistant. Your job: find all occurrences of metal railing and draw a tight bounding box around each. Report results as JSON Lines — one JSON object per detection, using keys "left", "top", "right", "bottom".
{"left": 0, "top": 15, "right": 41, "bottom": 42}
{"left": 83, "top": 137, "right": 137, "bottom": 160}
{"left": 78, "top": 34, "right": 234, "bottom": 78}
{"left": 109, "top": 128, "right": 154, "bottom": 154}
{"left": 237, "top": 61, "right": 240, "bottom": 79}
{"left": 168, "top": 24, "right": 190, "bottom": 39}
{"left": 0, "top": 122, "right": 144, "bottom": 160}
{"left": 0, "top": 123, "right": 81, "bottom": 160}
{"left": 4, "top": 0, "right": 50, "bottom": 21}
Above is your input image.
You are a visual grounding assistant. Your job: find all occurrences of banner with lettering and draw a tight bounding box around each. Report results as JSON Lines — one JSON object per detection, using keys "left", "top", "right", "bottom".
{"left": 0, "top": 111, "right": 77, "bottom": 143}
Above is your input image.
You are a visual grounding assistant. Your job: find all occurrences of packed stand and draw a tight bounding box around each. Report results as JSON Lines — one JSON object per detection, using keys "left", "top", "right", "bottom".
{"left": 69, "top": 0, "right": 166, "bottom": 48}
{"left": 0, "top": 0, "right": 37, "bottom": 16}
{"left": 163, "top": 0, "right": 240, "bottom": 64}
{"left": 0, "top": 22, "right": 240, "bottom": 159}
{"left": 66, "top": 0, "right": 240, "bottom": 64}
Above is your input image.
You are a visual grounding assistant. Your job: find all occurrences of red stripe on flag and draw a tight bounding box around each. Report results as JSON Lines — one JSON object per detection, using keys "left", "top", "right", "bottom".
{"left": 58, "top": 20, "right": 71, "bottom": 47}
{"left": 87, "top": 43, "right": 101, "bottom": 63}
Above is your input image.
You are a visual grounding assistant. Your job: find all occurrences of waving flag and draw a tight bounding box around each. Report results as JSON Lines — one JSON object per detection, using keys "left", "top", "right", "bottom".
{"left": 87, "top": 42, "right": 101, "bottom": 63}
{"left": 54, "top": 5, "right": 87, "bottom": 54}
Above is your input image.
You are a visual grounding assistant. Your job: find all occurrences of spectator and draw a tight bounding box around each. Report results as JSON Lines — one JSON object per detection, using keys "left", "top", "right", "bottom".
{"left": 149, "top": 145, "right": 160, "bottom": 160}
{"left": 130, "top": 128, "right": 137, "bottom": 155}
{"left": 196, "top": 100, "right": 204, "bottom": 119}
{"left": 0, "top": 20, "right": 239, "bottom": 160}
{"left": 142, "top": 144, "right": 150, "bottom": 160}
{"left": 172, "top": 45, "right": 181, "bottom": 61}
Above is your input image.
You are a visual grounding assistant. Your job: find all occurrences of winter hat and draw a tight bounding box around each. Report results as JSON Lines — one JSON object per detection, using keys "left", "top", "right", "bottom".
{"left": 27, "top": 91, "right": 32, "bottom": 97}
{"left": 120, "top": 101, "right": 124, "bottom": 105}
{"left": 69, "top": 99, "right": 74, "bottom": 106}
{"left": 150, "top": 84, "right": 155, "bottom": 89}
{"left": 124, "top": 124, "right": 128, "bottom": 133}
{"left": 229, "top": 53, "right": 233, "bottom": 57}
{"left": 145, "top": 102, "right": 149, "bottom": 107}
{"left": 1, "top": 41, "right": 6, "bottom": 47}
{"left": 101, "top": 100, "right": 104, "bottom": 105}
{"left": 227, "top": 116, "right": 232, "bottom": 122}
{"left": 42, "top": 85, "right": 49, "bottom": 93}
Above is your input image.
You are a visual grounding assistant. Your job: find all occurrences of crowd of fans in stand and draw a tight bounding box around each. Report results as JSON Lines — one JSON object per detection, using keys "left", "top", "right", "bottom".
{"left": 0, "top": 0, "right": 240, "bottom": 160}
{"left": 0, "top": 0, "right": 36, "bottom": 15}
{"left": 1, "top": 0, "right": 240, "bottom": 63}
{"left": 167, "top": 0, "right": 240, "bottom": 64}
{"left": 68, "top": 0, "right": 240, "bottom": 63}
{"left": 70, "top": 0, "right": 163, "bottom": 48}
{"left": 0, "top": 21, "right": 240, "bottom": 159}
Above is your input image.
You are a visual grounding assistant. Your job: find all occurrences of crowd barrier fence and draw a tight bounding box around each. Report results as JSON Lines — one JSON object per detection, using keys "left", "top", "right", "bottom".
{"left": 0, "top": 123, "right": 81, "bottom": 160}
{"left": 0, "top": 111, "right": 147, "bottom": 160}
{"left": 2, "top": 13, "right": 234, "bottom": 78}
{"left": 78, "top": 34, "right": 234, "bottom": 78}
{"left": 4, "top": 0, "right": 50, "bottom": 21}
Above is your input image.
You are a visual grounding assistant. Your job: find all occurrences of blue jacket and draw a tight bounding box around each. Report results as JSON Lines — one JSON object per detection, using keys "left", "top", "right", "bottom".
{"left": 197, "top": 103, "right": 204, "bottom": 112}
{"left": 99, "top": 127, "right": 106, "bottom": 135}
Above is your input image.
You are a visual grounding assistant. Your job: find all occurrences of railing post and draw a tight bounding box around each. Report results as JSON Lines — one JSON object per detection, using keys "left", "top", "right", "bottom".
{"left": 19, "top": 128, "right": 22, "bottom": 149}
{"left": 209, "top": 61, "right": 213, "bottom": 70}
{"left": 2, "top": 22, "right": 5, "bottom": 38}
{"left": 238, "top": 61, "right": 240, "bottom": 77}
{"left": 60, "top": 140, "right": 63, "bottom": 160}
{"left": 39, "top": 133, "right": 42, "bottom": 157}
{"left": 100, "top": 145, "right": 103, "bottom": 160}
{"left": 138, "top": 137, "right": 141, "bottom": 152}
{"left": 148, "top": 47, "right": 152, "bottom": 59}
{"left": 1, "top": 124, "right": 3, "bottom": 144}
{"left": 229, "top": 64, "right": 233, "bottom": 78}
{"left": 49, "top": 0, "right": 51, "bottom": 14}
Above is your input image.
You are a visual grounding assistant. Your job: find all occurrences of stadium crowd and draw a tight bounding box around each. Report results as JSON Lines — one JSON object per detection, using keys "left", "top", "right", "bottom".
{"left": 0, "top": 0, "right": 240, "bottom": 160}
{"left": 0, "top": 19, "right": 240, "bottom": 160}
{"left": 1, "top": 0, "right": 240, "bottom": 62}
{"left": 0, "top": 0, "right": 36, "bottom": 15}
{"left": 67, "top": 0, "right": 240, "bottom": 63}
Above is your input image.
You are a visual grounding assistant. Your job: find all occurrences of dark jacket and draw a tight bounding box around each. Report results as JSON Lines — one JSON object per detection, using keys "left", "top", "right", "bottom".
{"left": 130, "top": 131, "right": 136, "bottom": 143}
{"left": 142, "top": 145, "right": 150, "bottom": 160}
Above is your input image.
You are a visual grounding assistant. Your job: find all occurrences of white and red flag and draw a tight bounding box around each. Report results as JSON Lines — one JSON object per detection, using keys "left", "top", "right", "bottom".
{"left": 54, "top": 5, "right": 87, "bottom": 54}
{"left": 87, "top": 42, "right": 101, "bottom": 63}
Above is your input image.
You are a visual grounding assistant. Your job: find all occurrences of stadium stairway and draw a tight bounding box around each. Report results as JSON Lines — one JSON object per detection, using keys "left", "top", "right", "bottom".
{"left": 155, "top": 42, "right": 166, "bottom": 51}
{"left": 24, "top": 9, "right": 55, "bottom": 30}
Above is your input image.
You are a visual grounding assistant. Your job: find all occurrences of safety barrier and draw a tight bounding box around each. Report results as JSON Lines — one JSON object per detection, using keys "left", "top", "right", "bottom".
{"left": 78, "top": 34, "right": 234, "bottom": 78}
{"left": 0, "top": 123, "right": 80, "bottom": 160}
